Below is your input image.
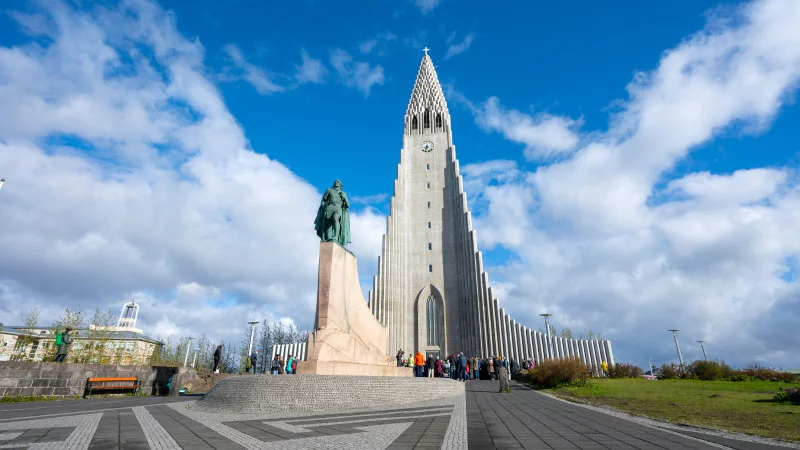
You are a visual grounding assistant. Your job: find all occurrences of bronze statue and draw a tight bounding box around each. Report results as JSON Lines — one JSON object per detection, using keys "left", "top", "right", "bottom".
{"left": 314, "top": 180, "right": 351, "bottom": 246}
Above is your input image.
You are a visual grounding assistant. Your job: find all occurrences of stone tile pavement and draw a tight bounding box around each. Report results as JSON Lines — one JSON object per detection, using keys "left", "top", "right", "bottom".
{"left": 0, "top": 381, "right": 796, "bottom": 449}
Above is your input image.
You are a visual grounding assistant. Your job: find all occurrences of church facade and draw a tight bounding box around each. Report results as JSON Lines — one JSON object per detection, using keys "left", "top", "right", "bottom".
{"left": 367, "top": 53, "right": 615, "bottom": 369}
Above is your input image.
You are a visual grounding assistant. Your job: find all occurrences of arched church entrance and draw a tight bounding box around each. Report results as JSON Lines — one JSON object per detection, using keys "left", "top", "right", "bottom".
{"left": 415, "top": 284, "right": 446, "bottom": 358}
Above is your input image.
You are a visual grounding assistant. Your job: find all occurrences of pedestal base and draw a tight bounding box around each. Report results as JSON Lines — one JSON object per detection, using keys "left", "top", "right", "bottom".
{"left": 296, "top": 361, "right": 412, "bottom": 377}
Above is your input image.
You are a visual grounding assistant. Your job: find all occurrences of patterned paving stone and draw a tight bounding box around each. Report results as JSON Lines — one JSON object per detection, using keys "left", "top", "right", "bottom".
{"left": 0, "top": 380, "right": 795, "bottom": 449}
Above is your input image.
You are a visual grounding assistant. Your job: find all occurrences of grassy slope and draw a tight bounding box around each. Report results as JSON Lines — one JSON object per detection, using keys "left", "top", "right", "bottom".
{"left": 547, "top": 379, "right": 800, "bottom": 442}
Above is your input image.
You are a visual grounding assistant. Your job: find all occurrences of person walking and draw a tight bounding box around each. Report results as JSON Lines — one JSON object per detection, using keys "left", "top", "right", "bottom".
{"left": 270, "top": 354, "right": 280, "bottom": 374}
{"left": 472, "top": 355, "right": 479, "bottom": 380}
{"left": 213, "top": 345, "right": 222, "bottom": 373}
{"left": 426, "top": 354, "right": 435, "bottom": 378}
{"left": 277, "top": 355, "right": 285, "bottom": 374}
{"left": 457, "top": 353, "right": 468, "bottom": 382}
{"left": 54, "top": 328, "right": 72, "bottom": 363}
{"left": 414, "top": 351, "right": 425, "bottom": 377}
{"left": 285, "top": 355, "right": 294, "bottom": 374}
{"left": 250, "top": 350, "right": 259, "bottom": 374}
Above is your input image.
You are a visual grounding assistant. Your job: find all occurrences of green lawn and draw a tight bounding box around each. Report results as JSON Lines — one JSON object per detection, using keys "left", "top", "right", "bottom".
{"left": 545, "top": 378, "right": 800, "bottom": 442}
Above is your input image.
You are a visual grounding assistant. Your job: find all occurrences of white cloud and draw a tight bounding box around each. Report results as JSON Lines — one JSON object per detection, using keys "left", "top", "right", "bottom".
{"left": 359, "top": 40, "right": 378, "bottom": 55}
{"left": 351, "top": 193, "right": 390, "bottom": 204}
{"left": 359, "top": 31, "right": 397, "bottom": 55}
{"left": 415, "top": 0, "right": 441, "bottom": 14}
{"left": 0, "top": 0, "right": 383, "bottom": 348}
{"left": 223, "top": 44, "right": 285, "bottom": 94}
{"left": 451, "top": 91, "right": 582, "bottom": 160}
{"left": 464, "top": 0, "right": 800, "bottom": 368}
{"left": 293, "top": 48, "right": 327, "bottom": 85}
{"left": 329, "top": 49, "right": 385, "bottom": 96}
{"left": 444, "top": 32, "right": 475, "bottom": 60}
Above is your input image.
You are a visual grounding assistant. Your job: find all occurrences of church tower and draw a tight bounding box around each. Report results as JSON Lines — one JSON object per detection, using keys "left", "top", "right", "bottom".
{"left": 369, "top": 51, "right": 615, "bottom": 369}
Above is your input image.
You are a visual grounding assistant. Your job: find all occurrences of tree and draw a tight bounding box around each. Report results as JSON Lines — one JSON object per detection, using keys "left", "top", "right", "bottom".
{"left": 47, "top": 306, "right": 87, "bottom": 363}
{"left": 559, "top": 327, "right": 573, "bottom": 339}
{"left": 18, "top": 307, "right": 40, "bottom": 361}
{"left": 257, "top": 320, "right": 275, "bottom": 373}
{"left": 78, "top": 308, "right": 115, "bottom": 363}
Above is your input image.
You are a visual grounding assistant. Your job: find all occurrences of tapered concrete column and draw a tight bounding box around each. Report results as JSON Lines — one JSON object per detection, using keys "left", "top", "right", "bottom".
{"left": 594, "top": 340, "right": 603, "bottom": 370}
{"left": 598, "top": 340, "right": 608, "bottom": 366}
{"left": 508, "top": 320, "right": 519, "bottom": 361}
{"left": 604, "top": 340, "right": 615, "bottom": 366}
{"left": 524, "top": 327, "right": 532, "bottom": 360}
{"left": 580, "top": 340, "right": 589, "bottom": 366}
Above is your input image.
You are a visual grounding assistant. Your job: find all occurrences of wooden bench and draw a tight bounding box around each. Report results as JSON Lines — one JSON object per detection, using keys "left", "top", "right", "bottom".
{"left": 84, "top": 377, "right": 140, "bottom": 397}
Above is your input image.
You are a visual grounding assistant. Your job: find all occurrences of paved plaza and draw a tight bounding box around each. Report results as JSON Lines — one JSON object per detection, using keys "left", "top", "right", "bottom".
{"left": 0, "top": 381, "right": 795, "bottom": 449}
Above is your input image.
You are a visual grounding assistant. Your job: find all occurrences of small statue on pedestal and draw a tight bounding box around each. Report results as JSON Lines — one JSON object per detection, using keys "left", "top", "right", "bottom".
{"left": 314, "top": 179, "right": 351, "bottom": 246}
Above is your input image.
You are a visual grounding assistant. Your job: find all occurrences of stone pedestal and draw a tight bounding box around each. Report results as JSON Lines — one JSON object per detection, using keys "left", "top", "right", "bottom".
{"left": 296, "top": 242, "right": 411, "bottom": 377}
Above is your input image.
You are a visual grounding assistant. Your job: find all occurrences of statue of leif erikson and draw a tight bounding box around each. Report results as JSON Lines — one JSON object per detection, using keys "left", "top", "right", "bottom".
{"left": 314, "top": 179, "right": 351, "bottom": 246}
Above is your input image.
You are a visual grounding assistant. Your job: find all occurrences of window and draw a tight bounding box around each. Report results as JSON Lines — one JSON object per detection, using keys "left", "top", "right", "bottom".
{"left": 428, "top": 243, "right": 432, "bottom": 250}
{"left": 426, "top": 164, "right": 430, "bottom": 170}
{"left": 426, "top": 182, "right": 430, "bottom": 189}
{"left": 426, "top": 294, "right": 439, "bottom": 345}
{"left": 435, "top": 113, "right": 442, "bottom": 128}
{"left": 427, "top": 201, "right": 431, "bottom": 208}
{"left": 424, "top": 109, "right": 431, "bottom": 128}
{"left": 412, "top": 116, "right": 418, "bottom": 130}
{"left": 427, "top": 222, "right": 431, "bottom": 229}
{"left": 429, "top": 265, "right": 433, "bottom": 272}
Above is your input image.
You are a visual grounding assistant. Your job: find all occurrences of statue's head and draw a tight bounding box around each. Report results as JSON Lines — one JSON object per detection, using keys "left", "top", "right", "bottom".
{"left": 333, "top": 179, "right": 342, "bottom": 189}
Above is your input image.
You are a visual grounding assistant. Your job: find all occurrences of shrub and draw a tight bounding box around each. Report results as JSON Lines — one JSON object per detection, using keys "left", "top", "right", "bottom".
{"left": 743, "top": 364, "right": 800, "bottom": 382}
{"left": 773, "top": 388, "right": 800, "bottom": 404}
{"left": 528, "top": 357, "right": 588, "bottom": 387}
{"left": 773, "top": 389, "right": 789, "bottom": 402}
{"left": 658, "top": 363, "right": 680, "bottom": 380}
{"left": 607, "top": 362, "right": 643, "bottom": 378}
{"left": 688, "top": 360, "right": 722, "bottom": 380}
{"left": 728, "top": 372, "right": 754, "bottom": 382}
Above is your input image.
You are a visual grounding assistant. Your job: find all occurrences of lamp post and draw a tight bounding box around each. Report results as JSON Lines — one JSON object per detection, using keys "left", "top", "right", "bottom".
{"left": 183, "top": 337, "right": 194, "bottom": 368}
{"left": 0, "top": 178, "right": 5, "bottom": 191}
{"left": 540, "top": 313, "right": 553, "bottom": 359}
{"left": 668, "top": 329, "right": 685, "bottom": 368}
{"left": 192, "top": 349, "right": 198, "bottom": 368}
{"left": 247, "top": 321, "right": 259, "bottom": 355}
{"left": 697, "top": 340, "right": 707, "bottom": 361}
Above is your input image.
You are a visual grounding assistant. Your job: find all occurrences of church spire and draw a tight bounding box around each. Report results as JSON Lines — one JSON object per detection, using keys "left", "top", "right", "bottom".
{"left": 405, "top": 49, "right": 449, "bottom": 135}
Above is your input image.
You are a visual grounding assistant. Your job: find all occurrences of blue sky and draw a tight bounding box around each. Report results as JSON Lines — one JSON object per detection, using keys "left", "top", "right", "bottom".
{"left": 0, "top": 0, "right": 798, "bottom": 369}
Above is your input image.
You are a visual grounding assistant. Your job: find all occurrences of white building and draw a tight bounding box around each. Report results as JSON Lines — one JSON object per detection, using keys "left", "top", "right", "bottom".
{"left": 367, "top": 52, "right": 615, "bottom": 368}
{"left": 0, "top": 302, "right": 162, "bottom": 365}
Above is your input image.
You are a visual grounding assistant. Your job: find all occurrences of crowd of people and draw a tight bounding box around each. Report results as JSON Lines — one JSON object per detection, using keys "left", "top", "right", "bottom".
{"left": 210, "top": 346, "right": 299, "bottom": 374}
{"left": 396, "top": 349, "right": 537, "bottom": 380}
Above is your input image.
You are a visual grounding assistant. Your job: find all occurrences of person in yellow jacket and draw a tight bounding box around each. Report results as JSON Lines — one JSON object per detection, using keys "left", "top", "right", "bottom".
{"left": 601, "top": 360, "right": 608, "bottom": 377}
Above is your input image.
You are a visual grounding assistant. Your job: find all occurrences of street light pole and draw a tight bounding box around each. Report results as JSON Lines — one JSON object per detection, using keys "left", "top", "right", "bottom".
{"left": 668, "top": 330, "right": 685, "bottom": 368}
{"left": 247, "top": 321, "right": 259, "bottom": 355}
{"left": 540, "top": 314, "right": 553, "bottom": 359}
{"left": 697, "top": 340, "right": 707, "bottom": 361}
{"left": 0, "top": 178, "right": 5, "bottom": 191}
{"left": 192, "top": 350, "right": 198, "bottom": 368}
{"left": 183, "top": 337, "right": 194, "bottom": 368}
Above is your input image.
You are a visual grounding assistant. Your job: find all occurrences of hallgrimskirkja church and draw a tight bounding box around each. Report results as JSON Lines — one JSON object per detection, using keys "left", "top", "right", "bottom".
{"left": 366, "top": 52, "right": 615, "bottom": 369}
